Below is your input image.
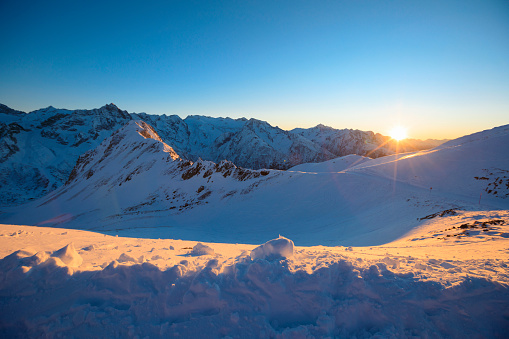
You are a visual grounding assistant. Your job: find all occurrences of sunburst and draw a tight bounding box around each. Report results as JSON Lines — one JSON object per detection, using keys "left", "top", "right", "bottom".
{"left": 389, "top": 126, "right": 408, "bottom": 141}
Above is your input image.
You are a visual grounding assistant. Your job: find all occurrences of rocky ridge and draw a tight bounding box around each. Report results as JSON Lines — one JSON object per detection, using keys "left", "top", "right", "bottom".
{"left": 0, "top": 103, "right": 445, "bottom": 206}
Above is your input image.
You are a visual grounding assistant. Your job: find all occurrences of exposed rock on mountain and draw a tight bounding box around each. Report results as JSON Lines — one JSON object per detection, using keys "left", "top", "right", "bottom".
{"left": 0, "top": 104, "right": 132, "bottom": 205}
{"left": 1, "top": 122, "right": 506, "bottom": 246}
{"left": 0, "top": 104, "right": 25, "bottom": 118}
{"left": 13, "top": 120, "right": 278, "bottom": 230}
{"left": 292, "top": 124, "right": 446, "bottom": 158}
{"left": 0, "top": 103, "right": 445, "bottom": 206}
{"left": 131, "top": 114, "right": 333, "bottom": 169}
{"left": 209, "top": 118, "right": 333, "bottom": 169}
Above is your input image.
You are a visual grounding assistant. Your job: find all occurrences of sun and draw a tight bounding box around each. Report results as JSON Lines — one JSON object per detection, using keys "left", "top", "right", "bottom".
{"left": 389, "top": 126, "right": 408, "bottom": 141}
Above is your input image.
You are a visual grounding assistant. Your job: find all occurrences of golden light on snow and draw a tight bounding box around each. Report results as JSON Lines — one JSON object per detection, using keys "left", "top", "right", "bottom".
{"left": 389, "top": 126, "right": 408, "bottom": 141}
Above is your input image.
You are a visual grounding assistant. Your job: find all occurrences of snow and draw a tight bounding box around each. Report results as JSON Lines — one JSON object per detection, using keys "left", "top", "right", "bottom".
{"left": 250, "top": 236, "right": 294, "bottom": 260}
{"left": 0, "top": 121, "right": 508, "bottom": 336}
{"left": 51, "top": 243, "right": 83, "bottom": 267}
{"left": 191, "top": 242, "right": 215, "bottom": 256}
{"left": 1, "top": 121, "right": 508, "bottom": 249}
{"left": 288, "top": 154, "right": 371, "bottom": 173}
{"left": 0, "top": 214, "right": 508, "bottom": 337}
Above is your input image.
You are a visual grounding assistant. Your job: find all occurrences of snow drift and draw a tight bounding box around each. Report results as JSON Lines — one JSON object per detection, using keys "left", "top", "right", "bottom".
{"left": 0, "top": 230, "right": 507, "bottom": 338}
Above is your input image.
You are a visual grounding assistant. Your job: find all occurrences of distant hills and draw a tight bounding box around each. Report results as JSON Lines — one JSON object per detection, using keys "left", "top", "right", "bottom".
{"left": 0, "top": 103, "right": 445, "bottom": 206}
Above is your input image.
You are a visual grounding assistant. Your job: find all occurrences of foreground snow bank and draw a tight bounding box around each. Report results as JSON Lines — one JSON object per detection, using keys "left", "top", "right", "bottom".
{"left": 1, "top": 235, "right": 508, "bottom": 338}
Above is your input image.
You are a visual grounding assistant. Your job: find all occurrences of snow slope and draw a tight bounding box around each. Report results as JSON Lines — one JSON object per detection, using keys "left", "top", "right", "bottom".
{"left": 1, "top": 123, "right": 507, "bottom": 247}
{"left": 0, "top": 104, "right": 132, "bottom": 205}
{"left": 288, "top": 154, "right": 372, "bottom": 173}
{"left": 1, "top": 103, "right": 445, "bottom": 206}
{"left": 1, "top": 209, "right": 508, "bottom": 337}
{"left": 0, "top": 123, "right": 507, "bottom": 337}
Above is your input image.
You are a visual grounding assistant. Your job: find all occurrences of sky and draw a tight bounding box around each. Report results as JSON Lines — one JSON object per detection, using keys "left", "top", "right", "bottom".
{"left": 0, "top": 0, "right": 508, "bottom": 140}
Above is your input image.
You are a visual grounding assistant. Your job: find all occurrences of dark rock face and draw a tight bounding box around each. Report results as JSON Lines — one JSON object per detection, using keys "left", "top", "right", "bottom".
{"left": 0, "top": 122, "right": 27, "bottom": 163}
{"left": 419, "top": 209, "right": 458, "bottom": 221}
{"left": 180, "top": 159, "right": 267, "bottom": 182}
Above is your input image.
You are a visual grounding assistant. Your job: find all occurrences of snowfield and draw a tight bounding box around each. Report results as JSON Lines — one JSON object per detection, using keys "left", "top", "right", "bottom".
{"left": 0, "top": 122, "right": 508, "bottom": 337}
{"left": 1, "top": 211, "right": 508, "bottom": 338}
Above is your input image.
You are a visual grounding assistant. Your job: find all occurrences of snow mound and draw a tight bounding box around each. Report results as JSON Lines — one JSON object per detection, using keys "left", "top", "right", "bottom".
{"left": 190, "top": 243, "right": 215, "bottom": 256}
{"left": 51, "top": 243, "right": 82, "bottom": 267}
{"left": 250, "top": 236, "right": 294, "bottom": 260}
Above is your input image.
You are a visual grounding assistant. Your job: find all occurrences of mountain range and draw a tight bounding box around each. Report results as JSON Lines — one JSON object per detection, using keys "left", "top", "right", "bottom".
{"left": 1, "top": 114, "right": 506, "bottom": 246}
{"left": 0, "top": 103, "right": 445, "bottom": 206}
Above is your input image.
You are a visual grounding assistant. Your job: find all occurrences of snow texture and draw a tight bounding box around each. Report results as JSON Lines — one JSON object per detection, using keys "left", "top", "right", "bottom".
{"left": 51, "top": 243, "right": 83, "bottom": 267}
{"left": 190, "top": 243, "right": 215, "bottom": 256}
{"left": 0, "top": 220, "right": 508, "bottom": 338}
{"left": 250, "top": 236, "right": 294, "bottom": 260}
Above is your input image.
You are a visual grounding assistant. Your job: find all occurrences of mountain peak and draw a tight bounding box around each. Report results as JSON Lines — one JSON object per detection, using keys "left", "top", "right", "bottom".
{"left": 98, "top": 103, "right": 131, "bottom": 119}
{"left": 104, "top": 103, "right": 119, "bottom": 110}
{"left": 99, "top": 103, "right": 125, "bottom": 113}
{"left": 315, "top": 123, "right": 333, "bottom": 130}
{"left": 246, "top": 118, "right": 271, "bottom": 128}
{"left": 65, "top": 120, "right": 180, "bottom": 185}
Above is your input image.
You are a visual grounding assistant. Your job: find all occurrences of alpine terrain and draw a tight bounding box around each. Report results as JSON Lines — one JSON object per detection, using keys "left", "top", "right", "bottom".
{"left": 0, "top": 107, "right": 507, "bottom": 338}
{"left": 0, "top": 103, "right": 445, "bottom": 206}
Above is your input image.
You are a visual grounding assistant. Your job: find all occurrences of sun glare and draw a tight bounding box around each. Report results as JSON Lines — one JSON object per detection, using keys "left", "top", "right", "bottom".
{"left": 389, "top": 126, "right": 408, "bottom": 141}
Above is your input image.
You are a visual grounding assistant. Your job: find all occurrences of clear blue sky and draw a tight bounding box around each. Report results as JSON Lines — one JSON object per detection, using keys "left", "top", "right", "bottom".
{"left": 1, "top": 0, "right": 508, "bottom": 139}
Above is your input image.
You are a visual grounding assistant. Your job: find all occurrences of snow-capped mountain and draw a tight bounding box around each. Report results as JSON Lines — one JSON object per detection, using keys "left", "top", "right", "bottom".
{"left": 61, "top": 120, "right": 274, "bottom": 208}
{"left": 1, "top": 121, "right": 506, "bottom": 246}
{"left": 0, "top": 120, "right": 279, "bottom": 236}
{"left": 292, "top": 124, "right": 446, "bottom": 158}
{"left": 0, "top": 103, "right": 445, "bottom": 206}
{"left": 0, "top": 104, "right": 132, "bottom": 206}
{"left": 132, "top": 113, "right": 333, "bottom": 169}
